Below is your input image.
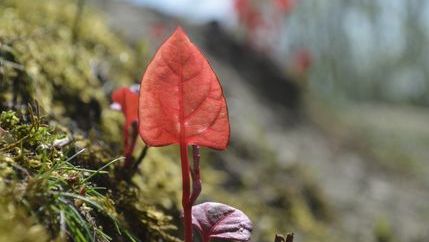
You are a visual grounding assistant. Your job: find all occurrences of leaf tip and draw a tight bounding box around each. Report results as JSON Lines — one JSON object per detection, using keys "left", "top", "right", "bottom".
{"left": 175, "top": 25, "right": 184, "bottom": 32}
{"left": 172, "top": 25, "right": 189, "bottom": 40}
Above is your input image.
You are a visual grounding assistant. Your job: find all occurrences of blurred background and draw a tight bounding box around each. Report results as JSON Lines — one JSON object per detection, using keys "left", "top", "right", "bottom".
{"left": 2, "top": 0, "right": 429, "bottom": 242}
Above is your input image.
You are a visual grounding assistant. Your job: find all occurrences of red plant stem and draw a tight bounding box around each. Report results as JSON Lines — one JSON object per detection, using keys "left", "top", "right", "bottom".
{"left": 190, "top": 145, "right": 201, "bottom": 205}
{"left": 203, "top": 233, "right": 210, "bottom": 242}
{"left": 124, "top": 121, "right": 138, "bottom": 168}
{"left": 180, "top": 143, "right": 192, "bottom": 242}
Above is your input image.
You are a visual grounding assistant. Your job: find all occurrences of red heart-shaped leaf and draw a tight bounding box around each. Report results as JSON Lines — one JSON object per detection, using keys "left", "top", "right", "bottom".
{"left": 192, "top": 202, "right": 253, "bottom": 242}
{"left": 138, "top": 27, "right": 230, "bottom": 150}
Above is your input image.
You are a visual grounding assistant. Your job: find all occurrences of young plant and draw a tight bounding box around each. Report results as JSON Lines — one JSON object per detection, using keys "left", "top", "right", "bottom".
{"left": 111, "top": 85, "right": 140, "bottom": 168}
{"left": 191, "top": 202, "right": 253, "bottom": 242}
{"left": 138, "top": 27, "right": 230, "bottom": 242}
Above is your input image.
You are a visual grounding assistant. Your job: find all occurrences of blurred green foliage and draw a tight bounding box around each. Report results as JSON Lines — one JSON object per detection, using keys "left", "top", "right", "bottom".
{"left": 374, "top": 217, "right": 395, "bottom": 242}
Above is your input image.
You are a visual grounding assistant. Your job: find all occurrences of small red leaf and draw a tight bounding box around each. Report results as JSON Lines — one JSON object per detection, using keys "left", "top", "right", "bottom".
{"left": 139, "top": 27, "right": 230, "bottom": 150}
{"left": 112, "top": 87, "right": 139, "bottom": 125}
{"left": 191, "top": 202, "right": 253, "bottom": 242}
{"left": 111, "top": 86, "right": 139, "bottom": 160}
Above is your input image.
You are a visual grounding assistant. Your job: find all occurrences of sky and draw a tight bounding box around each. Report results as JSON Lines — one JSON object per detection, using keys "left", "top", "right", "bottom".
{"left": 131, "top": 0, "right": 235, "bottom": 24}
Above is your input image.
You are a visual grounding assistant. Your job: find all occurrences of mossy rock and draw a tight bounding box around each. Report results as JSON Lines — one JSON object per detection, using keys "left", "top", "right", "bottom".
{"left": 0, "top": 0, "right": 181, "bottom": 241}
{"left": 0, "top": 110, "right": 180, "bottom": 242}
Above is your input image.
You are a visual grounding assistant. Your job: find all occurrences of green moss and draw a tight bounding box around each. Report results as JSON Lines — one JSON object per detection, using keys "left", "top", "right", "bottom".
{"left": 0, "top": 110, "right": 180, "bottom": 242}
{"left": 0, "top": 0, "right": 143, "bottom": 147}
{"left": 0, "top": 195, "right": 48, "bottom": 242}
{"left": 0, "top": 0, "right": 180, "bottom": 240}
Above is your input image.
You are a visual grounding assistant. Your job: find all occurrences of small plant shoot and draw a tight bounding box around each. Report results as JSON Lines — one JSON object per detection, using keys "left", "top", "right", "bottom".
{"left": 111, "top": 85, "right": 140, "bottom": 168}
{"left": 138, "top": 27, "right": 230, "bottom": 242}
